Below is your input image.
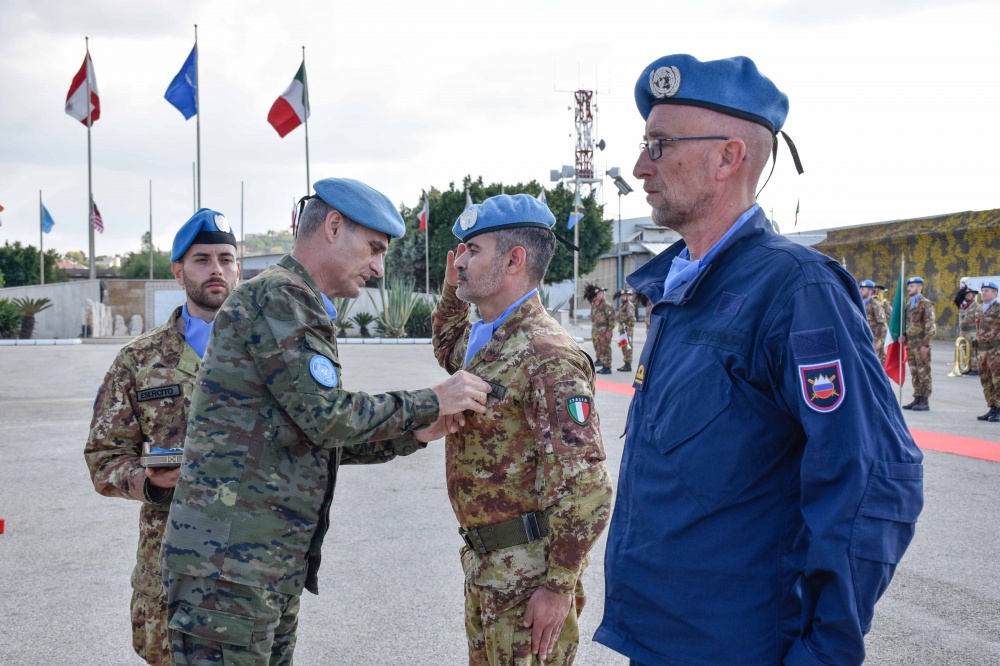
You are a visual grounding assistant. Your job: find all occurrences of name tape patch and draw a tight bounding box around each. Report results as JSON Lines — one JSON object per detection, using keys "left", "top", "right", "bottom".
{"left": 136, "top": 384, "right": 182, "bottom": 402}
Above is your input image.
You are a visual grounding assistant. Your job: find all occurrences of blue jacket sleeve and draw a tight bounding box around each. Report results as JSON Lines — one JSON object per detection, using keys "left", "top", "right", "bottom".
{"left": 764, "top": 275, "right": 923, "bottom": 666}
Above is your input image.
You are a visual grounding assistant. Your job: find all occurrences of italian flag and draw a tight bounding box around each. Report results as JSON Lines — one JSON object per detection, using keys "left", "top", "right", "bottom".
{"left": 268, "top": 61, "right": 309, "bottom": 138}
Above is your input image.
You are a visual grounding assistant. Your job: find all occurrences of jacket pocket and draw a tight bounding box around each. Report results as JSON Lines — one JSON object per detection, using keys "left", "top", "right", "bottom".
{"left": 167, "top": 602, "right": 255, "bottom": 647}
{"left": 654, "top": 361, "right": 731, "bottom": 455}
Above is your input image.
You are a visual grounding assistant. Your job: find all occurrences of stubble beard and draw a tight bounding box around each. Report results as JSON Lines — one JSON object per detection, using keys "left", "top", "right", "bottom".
{"left": 455, "top": 261, "right": 503, "bottom": 305}
{"left": 184, "top": 274, "right": 231, "bottom": 313}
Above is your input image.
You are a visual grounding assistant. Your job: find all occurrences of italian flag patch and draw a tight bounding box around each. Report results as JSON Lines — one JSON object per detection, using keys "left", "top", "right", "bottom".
{"left": 566, "top": 396, "right": 592, "bottom": 425}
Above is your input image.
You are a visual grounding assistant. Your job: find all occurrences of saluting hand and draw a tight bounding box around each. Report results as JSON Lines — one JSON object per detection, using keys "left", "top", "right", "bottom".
{"left": 445, "top": 243, "right": 467, "bottom": 288}
{"left": 431, "top": 369, "right": 491, "bottom": 416}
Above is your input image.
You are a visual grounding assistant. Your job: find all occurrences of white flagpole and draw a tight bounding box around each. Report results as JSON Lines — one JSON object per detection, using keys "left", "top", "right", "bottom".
{"left": 302, "top": 46, "right": 310, "bottom": 197}
{"left": 149, "top": 180, "right": 154, "bottom": 279}
{"left": 39, "top": 190, "right": 44, "bottom": 285}
{"left": 424, "top": 198, "right": 430, "bottom": 295}
{"left": 899, "top": 256, "right": 905, "bottom": 405}
{"left": 85, "top": 37, "right": 95, "bottom": 280}
{"left": 194, "top": 24, "right": 201, "bottom": 209}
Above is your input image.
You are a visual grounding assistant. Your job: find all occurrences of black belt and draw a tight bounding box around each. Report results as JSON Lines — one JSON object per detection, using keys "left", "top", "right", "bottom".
{"left": 459, "top": 511, "right": 549, "bottom": 555}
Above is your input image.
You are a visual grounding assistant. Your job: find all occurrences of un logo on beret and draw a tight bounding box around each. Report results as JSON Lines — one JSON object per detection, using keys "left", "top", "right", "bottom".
{"left": 650, "top": 66, "right": 681, "bottom": 98}
{"left": 459, "top": 208, "right": 478, "bottom": 231}
{"left": 214, "top": 214, "right": 232, "bottom": 233}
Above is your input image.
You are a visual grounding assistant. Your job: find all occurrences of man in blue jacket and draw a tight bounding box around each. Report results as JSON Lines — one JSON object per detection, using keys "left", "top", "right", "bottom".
{"left": 593, "top": 54, "right": 924, "bottom": 666}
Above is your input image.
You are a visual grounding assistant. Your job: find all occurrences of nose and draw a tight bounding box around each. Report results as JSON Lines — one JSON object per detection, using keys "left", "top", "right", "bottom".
{"left": 633, "top": 149, "right": 654, "bottom": 180}
{"left": 370, "top": 254, "right": 384, "bottom": 279}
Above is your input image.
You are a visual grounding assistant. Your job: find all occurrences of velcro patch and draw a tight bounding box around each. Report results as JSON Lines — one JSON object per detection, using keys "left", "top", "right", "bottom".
{"left": 715, "top": 292, "right": 747, "bottom": 317}
{"left": 791, "top": 327, "right": 838, "bottom": 359}
{"left": 799, "top": 360, "right": 845, "bottom": 413}
{"left": 137, "top": 384, "right": 182, "bottom": 402}
{"left": 566, "top": 396, "right": 592, "bottom": 425}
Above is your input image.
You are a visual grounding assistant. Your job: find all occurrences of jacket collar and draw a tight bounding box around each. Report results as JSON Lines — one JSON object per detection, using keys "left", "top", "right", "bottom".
{"left": 627, "top": 207, "right": 773, "bottom": 306}
{"left": 161, "top": 306, "right": 200, "bottom": 376}
{"left": 467, "top": 293, "right": 545, "bottom": 368}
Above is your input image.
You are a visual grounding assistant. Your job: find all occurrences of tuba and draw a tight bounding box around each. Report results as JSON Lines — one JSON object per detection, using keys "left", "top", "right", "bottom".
{"left": 948, "top": 336, "right": 972, "bottom": 377}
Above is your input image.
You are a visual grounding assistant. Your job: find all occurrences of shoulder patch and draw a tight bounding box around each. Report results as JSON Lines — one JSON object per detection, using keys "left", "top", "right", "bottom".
{"left": 566, "top": 395, "right": 592, "bottom": 425}
{"left": 309, "top": 355, "right": 338, "bottom": 388}
{"left": 791, "top": 327, "right": 838, "bottom": 359}
{"left": 799, "top": 360, "right": 845, "bottom": 413}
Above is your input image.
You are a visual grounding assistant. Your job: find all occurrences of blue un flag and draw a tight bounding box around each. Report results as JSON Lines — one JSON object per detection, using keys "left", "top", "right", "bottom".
{"left": 41, "top": 205, "right": 55, "bottom": 233}
{"left": 567, "top": 191, "right": 584, "bottom": 229}
{"left": 165, "top": 45, "right": 198, "bottom": 119}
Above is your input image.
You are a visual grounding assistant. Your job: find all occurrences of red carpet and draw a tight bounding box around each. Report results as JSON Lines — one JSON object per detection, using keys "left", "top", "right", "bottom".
{"left": 595, "top": 380, "right": 1000, "bottom": 463}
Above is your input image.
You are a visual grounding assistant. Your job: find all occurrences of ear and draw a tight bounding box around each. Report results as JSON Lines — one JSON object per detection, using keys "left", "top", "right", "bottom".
{"left": 506, "top": 246, "right": 528, "bottom": 275}
{"left": 324, "top": 209, "right": 345, "bottom": 242}
{"left": 171, "top": 261, "right": 183, "bottom": 286}
{"left": 715, "top": 138, "right": 747, "bottom": 180}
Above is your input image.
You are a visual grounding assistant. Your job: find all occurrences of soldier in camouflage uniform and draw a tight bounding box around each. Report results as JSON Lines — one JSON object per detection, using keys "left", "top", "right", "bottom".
{"left": 161, "top": 178, "right": 491, "bottom": 665}
{"left": 901, "top": 276, "right": 936, "bottom": 411}
{"left": 859, "top": 280, "right": 887, "bottom": 365}
{"left": 584, "top": 284, "right": 615, "bottom": 374}
{"left": 615, "top": 288, "right": 636, "bottom": 372}
{"left": 957, "top": 285, "right": 980, "bottom": 373}
{"left": 84, "top": 208, "right": 240, "bottom": 666}
{"left": 975, "top": 282, "right": 1000, "bottom": 422}
{"left": 433, "top": 195, "right": 613, "bottom": 665}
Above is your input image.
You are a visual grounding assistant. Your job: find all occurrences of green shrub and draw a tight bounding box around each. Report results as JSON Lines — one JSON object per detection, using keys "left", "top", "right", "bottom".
{"left": 0, "top": 299, "right": 24, "bottom": 339}
{"left": 406, "top": 298, "right": 435, "bottom": 338}
{"left": 351, "top": 311, "right": 375, "bottom": 337}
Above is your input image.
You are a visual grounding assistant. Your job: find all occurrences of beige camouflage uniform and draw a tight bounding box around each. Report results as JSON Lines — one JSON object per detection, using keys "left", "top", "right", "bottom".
{"left": 433, "top": 283, "right": 613, "bottom": 666}
{"left": 84, "top": 306, "right": 201, "bottom": 666}
{"left": 977, "top": 301, "right": 1000, "bottom": 409}
{"left": 590, "top": 299, "right": 615, "bottom": 368}
{"left": 906, "top": 295, "right": 937, "bottom": 398}
{"left": 616, "top": 299, "right": 636, "bottom": 366}
{"left": 161, "top": 255, "right": 438, "bottom": 664}
{"left": 865, "top": 296, "right": 887, "bottom": 365}
{"left": 959, "top": 298, "right": 979, "bottom": 370}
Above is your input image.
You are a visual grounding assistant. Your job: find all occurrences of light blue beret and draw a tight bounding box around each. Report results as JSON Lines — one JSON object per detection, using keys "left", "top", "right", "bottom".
{"left": 452, "top": 194, "right": 556, "bottom": 243}
{"left": 906, "top": 276, "right": 924, "bottom": 285}
{"left": 312, "top": 177, "right": 405, "bottom": 239}
{"left": 635, "top": 54, "right": 789, "bottom": 133}
{"left": 982, "top": 281, "right": 998, "bottom": 291}
{"left": 859, "top": 280, "right": 876, "bottom": 288}
{"left": 171, "top": 208, "right": 236, "bottom": 262}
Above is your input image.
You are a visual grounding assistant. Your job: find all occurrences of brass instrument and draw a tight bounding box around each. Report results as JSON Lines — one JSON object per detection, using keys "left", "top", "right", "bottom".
{"left": 947, "top": 336, "right": 972, "bottom": 377}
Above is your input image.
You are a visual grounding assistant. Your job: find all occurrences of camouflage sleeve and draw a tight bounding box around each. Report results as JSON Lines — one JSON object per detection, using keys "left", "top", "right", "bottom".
{"left": 247, "top": 283, "right": 439, "bottom": 448}
{"left": 83, "top": 350, "right": 161, "bottom": 504}
{"left": 925, "top": 301, "right": 937, "bottom": 342}
{"left": 340, "top": 431, "right": 426, "bottom": 465}
{"left": 432, "top": 282, "right": 471, "bottom": 374}
{"left": 528, "top": 357, "right": 613, "bottom": 595}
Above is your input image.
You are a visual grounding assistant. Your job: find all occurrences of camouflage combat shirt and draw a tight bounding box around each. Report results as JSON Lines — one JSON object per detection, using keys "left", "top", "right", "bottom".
{"left": 162, "top": 255, "right": 439, "bottom": 596}
{"left": 85, "top": 306, "right": 200, "bottom": 599}
{"left": 978, "top": 300, "right": 1000, "bottom": 345}
{"left": 433, "top": 284, "right": 613, "bottom": 595}
{"left": 865, "top": 297, "right": 887, "bottom": 344}
{"left": 906, "top": 295, "right": 937, "bottom": 346}
{"left": 959, "top": 299, "right": 979, "bottom": 340}
{"left": 617, "top": 301, "right": 636, "bottom": 333}
{"left": 591, "top": 300, "right": 615, "bottom": 332}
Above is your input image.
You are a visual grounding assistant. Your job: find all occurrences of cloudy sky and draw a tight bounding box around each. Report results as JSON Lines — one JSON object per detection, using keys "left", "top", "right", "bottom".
{"left": 1, "top": 0, "right": 997, "bottom": 258}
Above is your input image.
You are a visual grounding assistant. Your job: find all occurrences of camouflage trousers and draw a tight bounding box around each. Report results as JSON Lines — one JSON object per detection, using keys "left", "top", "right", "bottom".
{"left": 618, "top": 327, "right": 634, "bottom": 365}
{"left": 978, "top": 347, "right": 1000, "bottom": 408}
{"left": 131, "top": 585, "right": 170, "bottom": 665}
{"left": 465, "top": 577, "right": 584, "bottom": 666}
{"left": 875, "top": 336, "right": 886, "bottom": 366}
{"left": 592, "top": 327, "right": 612, "bottom": 368}
{"left": 906, "top": 340, "right": 932, "bottom": 397}
{"left": 164, "top": 571, "right": 300, "bottom": 665}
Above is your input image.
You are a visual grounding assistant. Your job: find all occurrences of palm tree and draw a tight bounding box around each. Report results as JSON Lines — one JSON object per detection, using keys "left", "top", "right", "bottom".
{"left": 13, "top": 297, "right": 53, "bottom": 339}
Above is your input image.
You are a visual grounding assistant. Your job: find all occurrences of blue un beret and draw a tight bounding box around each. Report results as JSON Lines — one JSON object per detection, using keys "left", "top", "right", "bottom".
{"left": 859, "top": 280, "right": 876, "bottom": 288}
{"left": 312, "top": 177, "right": 405, "bottom": 239}
{"left": 981, "top": 281, "right": 998, "bottom": 291}
{"left": 635, "top": 54, "right": 789, "bottom": 133}
{"left": 171, "top": 208, "right": 236, "bottom": 262}
{"left": 452, "top": 194, "right": 556, "bottom": 243}
{"left": 906, "top": 276, "right": 924, "bottom": 285}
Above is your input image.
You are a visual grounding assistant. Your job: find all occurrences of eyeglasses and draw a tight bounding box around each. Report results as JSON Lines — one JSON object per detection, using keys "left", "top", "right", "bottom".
{"left": 639, "top": 136, "right": 730, "bottom": 161}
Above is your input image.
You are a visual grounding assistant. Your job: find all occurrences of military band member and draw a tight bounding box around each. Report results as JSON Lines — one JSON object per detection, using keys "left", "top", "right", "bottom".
{"left": 976, "top": 281, "right": 1000, "bottom": 422}
{"left": 859, "top": 279, "right": 887, "bottom": 364}
{"left": 616, "top": 288, "right": 637, "bottom": 372}
{"left": 433, "top": 194, "right": 613, "bottom": 665}
{"left": 901, "top": 276, "right": 937, "bottom": 411}
{"left": 584, "top": 284, "right": 614, "bottom": 374}
{"left": 161, "top": 178, "right": 491, "bottom": 664}
{"left": 84, "top": 208, "right": 240, "bottom": 665}
{"left": 957, "top": 283, "right": 980, "bottom": 374}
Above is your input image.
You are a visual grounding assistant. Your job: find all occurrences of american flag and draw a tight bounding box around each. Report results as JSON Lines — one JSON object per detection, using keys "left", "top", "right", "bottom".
{"left": 90, "top": 199, "right": 104, "bottom": 234}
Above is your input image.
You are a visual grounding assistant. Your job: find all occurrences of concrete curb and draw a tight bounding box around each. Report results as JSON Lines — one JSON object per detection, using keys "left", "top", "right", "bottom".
{"left": 0, "top": 338, "right": 82, "bottom": 346}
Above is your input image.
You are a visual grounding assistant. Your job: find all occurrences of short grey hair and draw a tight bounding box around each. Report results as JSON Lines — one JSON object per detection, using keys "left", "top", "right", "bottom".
{"left": 297, "top": 197, "right": 357, "bottom": 238}
{"left": 491, "top": 227, "right": 556, "bottom": 285}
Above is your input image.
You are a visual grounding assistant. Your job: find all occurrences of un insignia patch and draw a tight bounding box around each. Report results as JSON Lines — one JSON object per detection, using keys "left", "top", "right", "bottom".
{"left": 309, "top": 355, "right": 338, "bottom": 388}
{"left": 566, "top": 396, "right": 591, "bottom": 425}
{"left": 799, "top": 360, "right": 844, "bottom": 413}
